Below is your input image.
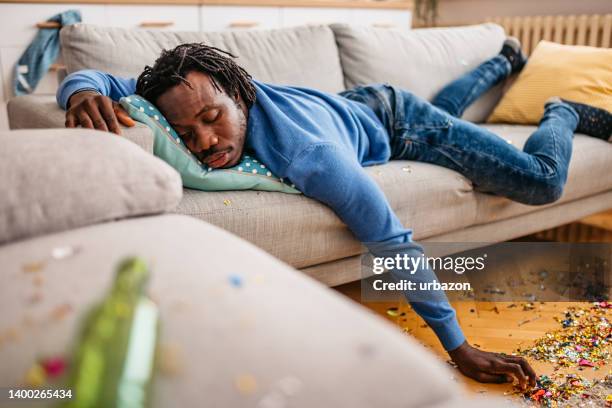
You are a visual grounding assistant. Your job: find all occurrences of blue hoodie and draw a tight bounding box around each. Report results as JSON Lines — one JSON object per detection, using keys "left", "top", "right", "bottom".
{"left": 58, "top": 70, "right": 465, "bottom": 351}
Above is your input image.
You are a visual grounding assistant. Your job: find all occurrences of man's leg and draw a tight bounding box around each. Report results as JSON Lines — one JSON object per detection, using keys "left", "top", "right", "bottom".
{"left": 394, "top": 93, "right": 578, "bottom": 205}
{"left": 431, "top": 38, "right": 526, "bottom": 118}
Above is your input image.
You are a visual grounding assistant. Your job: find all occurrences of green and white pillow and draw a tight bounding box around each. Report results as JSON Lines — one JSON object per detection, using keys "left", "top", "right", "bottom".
{"left": 119, "top": 95, "right": 300, "bottom": 194}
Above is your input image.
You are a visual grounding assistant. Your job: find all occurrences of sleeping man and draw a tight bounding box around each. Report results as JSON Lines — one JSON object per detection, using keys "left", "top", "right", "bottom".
{"left": 56, "top": 39, "right": 611, "bottom": 388}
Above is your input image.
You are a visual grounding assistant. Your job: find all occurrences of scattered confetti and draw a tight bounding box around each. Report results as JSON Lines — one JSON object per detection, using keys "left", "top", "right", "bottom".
{"left": 228, "top": 274, "right": 243, "bottom": 288}
{"left": 517, "top": 303, "right": 610, "bottom": 369}
{"left": 514, "top": 373, "right": 612, "bottom": 407}
{"left": 40, "top": 357, "right": 67, "bottom": 378}
{"left": 51, "top": 246, "right": 80, "bottom": 260}
{"left": 50, "top": 303, "right": 73, "bottom": 321}
{"left": 25, "top": 363, "right": 46, "bottom": 387}
{"left": 523, "top": 303, "right": 536, "bottom": 311}
{"left": 484, "top": 287, "right": 506, "bottom": 295}
{"left": 223, "top": 199, "right": 232, "bottom": 206}
{"left": 22, "top": 261, "right": 45, "bottom": 273}
{"left": 518, "top": 316, "right": 541, "bottom": 327}
{"left": 235, "top": 373, "right": 258, "bottom": 395}
{"left": 386, "top": 307, "right": 400, "bottom": 317}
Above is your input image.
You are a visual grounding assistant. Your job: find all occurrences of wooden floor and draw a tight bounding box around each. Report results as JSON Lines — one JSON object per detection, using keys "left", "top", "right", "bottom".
{"left": 334, "top": 210, "right": 612, "bottom": 401}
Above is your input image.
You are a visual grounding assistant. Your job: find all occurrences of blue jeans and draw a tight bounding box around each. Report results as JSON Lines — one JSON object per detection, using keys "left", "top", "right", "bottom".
{"left": 341, "top": 55, "right": 580, "bottom": 205}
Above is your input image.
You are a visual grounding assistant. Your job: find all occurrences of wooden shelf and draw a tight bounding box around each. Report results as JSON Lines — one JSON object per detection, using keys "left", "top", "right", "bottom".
{"left": 202, "top": 0, "right": 413, "bottom": 9}
{"left": 0, "top": 0, "right": 413, "bottom": 9}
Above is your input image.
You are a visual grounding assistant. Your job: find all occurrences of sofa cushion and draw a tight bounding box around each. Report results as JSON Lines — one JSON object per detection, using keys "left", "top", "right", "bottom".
{"left": 174, "top": 126, "right": 612, "bottom": 269}
{"left": 175, "top": 161, "right": 479, "bottom": 269}
{"left": 331, "top": 23, "right": 506, "bottom": 123}
{"left": 60, "top": 23, "right": 345, "bottom": 93}
{"left": 120, "top": 94, "right": 300, "bottom": 193}
{"left": 0, "top": 129, "right": 182, "bottom": 245}
{"left": 0, "top": 214, "right": 497, "bottom": 407}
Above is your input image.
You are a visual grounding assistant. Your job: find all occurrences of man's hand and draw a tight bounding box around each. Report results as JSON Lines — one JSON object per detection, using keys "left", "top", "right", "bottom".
{"left": 449, "top": 341, "right": 537, "bottom": 389}
{"left": 65, "top": 91, "right": 135, "bottom": 135}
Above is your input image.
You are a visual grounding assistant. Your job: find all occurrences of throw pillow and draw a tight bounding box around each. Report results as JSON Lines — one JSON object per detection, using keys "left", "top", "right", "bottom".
{"left": 0, "top": 129, "right": 182, "bottom": 244}
{"left": 488, "top": 41, "right": 612, "bottom": 125}
{"left": 119, "top": 95, "right": 300, "bottom": 194}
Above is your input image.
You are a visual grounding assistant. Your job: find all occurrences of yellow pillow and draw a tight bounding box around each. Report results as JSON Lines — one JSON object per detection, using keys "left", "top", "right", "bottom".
{"left": 488, "top": 41, "right": 612, "bottom": 125}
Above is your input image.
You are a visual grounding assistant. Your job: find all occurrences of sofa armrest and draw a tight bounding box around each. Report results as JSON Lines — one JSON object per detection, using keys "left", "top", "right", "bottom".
{"left": 7, "top": 95, "right": 155, "bottom": 154}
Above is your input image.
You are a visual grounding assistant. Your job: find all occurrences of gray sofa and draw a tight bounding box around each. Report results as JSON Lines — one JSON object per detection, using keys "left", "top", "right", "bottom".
{"left": 0, "top": 129, "right": 505, "bottom": 407}
{"left": 8, "top": 23, "right": 612, "bottom": 287}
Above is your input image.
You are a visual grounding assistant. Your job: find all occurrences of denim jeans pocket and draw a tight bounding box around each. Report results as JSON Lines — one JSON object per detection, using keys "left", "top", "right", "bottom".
{"left": 392, "top": 122, "right": 467, "bottom": 174}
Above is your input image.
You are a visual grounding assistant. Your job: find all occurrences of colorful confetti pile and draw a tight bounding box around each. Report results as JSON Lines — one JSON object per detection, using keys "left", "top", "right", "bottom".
{"left": 514, "top": 373, "right": 612, "bottom": 407}
{"left": 518, "top": 302, "right": 611, "bottom": 369}
{"left": 511, "top": 302, "right": 612, "bottom": 407}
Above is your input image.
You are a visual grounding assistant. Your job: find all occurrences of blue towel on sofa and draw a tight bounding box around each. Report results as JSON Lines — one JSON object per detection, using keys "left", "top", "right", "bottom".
{"left": 13, "top": 9, "right": 81, "bottom": 96}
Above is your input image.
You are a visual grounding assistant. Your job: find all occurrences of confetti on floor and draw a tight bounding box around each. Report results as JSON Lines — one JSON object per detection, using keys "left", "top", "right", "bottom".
{"left": 510, "top": 302, "right": 611, "bottom": 407}
{"left": 517, "top": 303, "right": 610, "bottom": 370}
{"left": 513, "top": 373, "right": 612, "bottom": 407}
{"left": 386, "top": 307, "right": 400, "bottom": 317}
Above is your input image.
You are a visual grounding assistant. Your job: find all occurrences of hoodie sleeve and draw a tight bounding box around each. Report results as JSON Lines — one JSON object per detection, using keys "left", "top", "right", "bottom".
{"left": 56, "top": 69, "right": 137, "bottom": 109}
{"left": 287, "top": 142, "right": 466, "bottom": 351}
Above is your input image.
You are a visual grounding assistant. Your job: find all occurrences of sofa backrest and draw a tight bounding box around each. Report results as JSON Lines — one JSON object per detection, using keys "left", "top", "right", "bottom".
{"left": 331, "top": 23, "right": 506, "bottom": 122}
{"left": 60, "top": 24, "right": 345, "bottom": 93}
{"left": 60, "top": 22, "right": 506, "bottom": 122}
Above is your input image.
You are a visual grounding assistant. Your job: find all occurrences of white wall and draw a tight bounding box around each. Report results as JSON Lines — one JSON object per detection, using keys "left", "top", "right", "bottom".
{"left": 436, "top": 0, "right": 612, "bottom": 26}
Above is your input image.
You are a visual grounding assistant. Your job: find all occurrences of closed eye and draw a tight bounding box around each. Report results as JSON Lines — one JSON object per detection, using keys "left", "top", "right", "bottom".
{"left": 201, "top": 109, "right": 221, "bottom": 123}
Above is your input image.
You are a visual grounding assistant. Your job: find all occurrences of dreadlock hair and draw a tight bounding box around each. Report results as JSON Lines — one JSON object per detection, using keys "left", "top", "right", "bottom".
{"left": 136, "top": 43, "right": 256, "bottom": 108}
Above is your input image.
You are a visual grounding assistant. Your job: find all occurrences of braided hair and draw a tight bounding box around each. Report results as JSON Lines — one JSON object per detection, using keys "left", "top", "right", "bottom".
{"left": 136, "top": 43, "right": 256, "bottom": 108}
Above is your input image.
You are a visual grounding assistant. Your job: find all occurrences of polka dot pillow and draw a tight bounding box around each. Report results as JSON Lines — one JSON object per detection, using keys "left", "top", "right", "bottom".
{"left": 119, "top": 95, "right": 299, "bottom": 194}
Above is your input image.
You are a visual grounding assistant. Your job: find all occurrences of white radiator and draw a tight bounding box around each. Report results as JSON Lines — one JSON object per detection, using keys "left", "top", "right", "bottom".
{"left": 487, "top": 14, "right": 612, "bottom": 55}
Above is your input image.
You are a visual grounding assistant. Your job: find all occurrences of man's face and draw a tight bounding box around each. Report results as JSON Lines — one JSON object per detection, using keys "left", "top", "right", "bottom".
{"left": 155, "top": 71, "right": 248, "bottom": 169}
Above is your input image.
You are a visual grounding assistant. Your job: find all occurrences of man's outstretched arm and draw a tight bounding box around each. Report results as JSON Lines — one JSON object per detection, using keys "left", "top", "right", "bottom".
{"left": 287, "top": 142, "right": 536, "bottom": 388}
{"left": 56, "top": 70, "right": 137, "bottom": 134}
